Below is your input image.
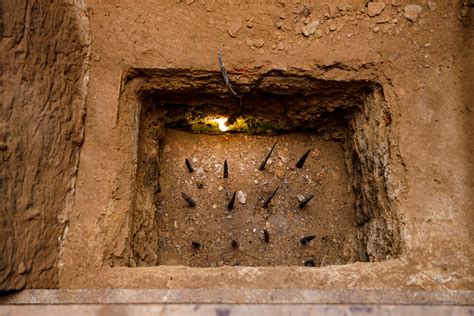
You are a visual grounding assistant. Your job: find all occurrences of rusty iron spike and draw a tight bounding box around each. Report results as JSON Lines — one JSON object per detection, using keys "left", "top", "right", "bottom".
{"left": 258, "top": 141, "right": 277, "bottom": 171}
{"left": 227, "top": 191, "right": 236, "bottom": 211}
{"left": 262, "top": 186, "right": 280, "bottom": 208}
{"left": 181, "top": 192, "right": 196, "bottom": 207}
{"left": 296, "top": 149, "right": 311, "bottom": 168}
{"left": 185, "top": 158, "right": 194, "bottom": 173}
{"left": 223, "top": 160, "right": 228, "bottom": 178}
{"left": 299, "top": 194, "right": 315, "bottom": 209}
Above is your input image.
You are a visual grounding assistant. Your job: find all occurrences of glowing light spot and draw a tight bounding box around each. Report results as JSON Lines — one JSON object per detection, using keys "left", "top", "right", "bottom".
{"left": 213, "top": 117, "right": 229, "bottom": 132}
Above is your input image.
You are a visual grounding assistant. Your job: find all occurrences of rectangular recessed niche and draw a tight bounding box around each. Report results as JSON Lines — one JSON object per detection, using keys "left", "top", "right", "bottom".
{"left": 115, "top": 69, "right": 401, "bottom": 268}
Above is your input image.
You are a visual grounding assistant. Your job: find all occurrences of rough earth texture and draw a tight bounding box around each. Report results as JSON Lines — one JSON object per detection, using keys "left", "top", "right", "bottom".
{"left": 135, "top": 130, "right": 358, "bottom": 267}
{"left": 1, "top": 1, "right": 89, "bottom": 289}
{"left": 2, "top": 0, "right": 473, "bottom": 291}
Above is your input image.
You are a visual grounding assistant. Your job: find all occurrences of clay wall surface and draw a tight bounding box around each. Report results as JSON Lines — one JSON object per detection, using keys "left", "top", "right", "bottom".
{"left": 59, "top": 0, "right": 472, "bottom": 289}
{"left": 1, "top": 0, "right": 89, "bottom": 289}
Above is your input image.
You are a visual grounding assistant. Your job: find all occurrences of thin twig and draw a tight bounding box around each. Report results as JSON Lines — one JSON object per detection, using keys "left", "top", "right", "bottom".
{"left": 320, "top": 255, "right": 327, "bottom": 267}
{"left": 218, "top": 48, "right": 243, "bottom": 99}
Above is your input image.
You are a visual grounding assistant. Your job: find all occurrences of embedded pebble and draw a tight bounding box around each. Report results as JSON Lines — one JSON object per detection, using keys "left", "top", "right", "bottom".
{"left": 227, "top": 17, "right": 242, "bottom": 38}
{"left": 164, "top": 145, "right": 171, "bottom": 153}
{"left": 212, "top": 204, "right": 217, "bottom": 209}
{"left": 301, "top": 20, "right": 320, "bottom": 37}
{"left": 297, "top": 195, "right": 305, "bottom": 202}
{"left": 367, "top": 2, "right": 386, "bottom": 17}
{"left": 192, "top": 157, "right": 198, "bottom": 163}
{"left": 404, "top": 4, "right": 422, "bottom": 22}
{"left": 427, "top": 0, "right": 437, "bottom": 11}
{"left": 237, "top": 190, "right": 247, "bottom": 204}
{"left": 278, "top": 148, "right": 290, "bottom": 163}
{"left": 218, "top": 186, "right": 224, "bottom": 191}
{"left": 253, "top": 38, "right": 265, "bottom": 48}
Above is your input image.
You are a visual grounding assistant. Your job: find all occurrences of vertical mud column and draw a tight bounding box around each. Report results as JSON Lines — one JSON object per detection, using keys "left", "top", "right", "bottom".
{"left": 346, "top": 86, "right": 401, "bottom": 262}
{"left": 128, "top": 99, "right": 164, "bottom": 266}
{"left": 1, "top": 0, "right": 89, "bottom": 289}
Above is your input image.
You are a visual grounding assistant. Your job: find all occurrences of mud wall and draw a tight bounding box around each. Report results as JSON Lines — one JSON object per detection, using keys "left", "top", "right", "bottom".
{"left": 1, "top": 1, "right": 89, "bottom": 289}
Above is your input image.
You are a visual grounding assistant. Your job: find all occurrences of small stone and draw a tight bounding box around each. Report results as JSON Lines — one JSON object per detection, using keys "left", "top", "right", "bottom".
{"left": 253, "top": 228, "right": 257, "bottom": 233}
{"left": 337, "top": 3, "right": 351, "bottom": 11}
{"left": 329, "top": 21, "right": 337, "bottom": 31}
{"left": 277, "top": 42, "right": 285, "bottom": 50}
{"left": 315, "top": 29, "right": 324, "bottom": 38}
{"left": 196, "top": 167, "right": 204, "bottom": 175}
{"left": 274, "top": 167, "right": 284, "bottom": 178}
{"left": 245, "top": 38, "right": 253, "bottom": 47}
{"left": 274, "top": 20, "right": 283, "bottom": 28}
{"left": 237, "top": 190, "right": 247, "bottom": 204}
{"left": 185, "top": 0, "right": 195, "bottom": 4}
{"left": 328, "top": 4, "right": 338, "bottom": 17}
{"left": 297, "top": 194, "right": 305, "bottom": 202}
{"left": 427, "top": 1, "right": 437, "bottom": 11}
{"left": 367, "top": 2, "right": 386, "bottom": 17}
{"left": 300, "top": 5, "right": 312, "bottom": 17}
{"left": 253, "top": 38, "right": 265, "bottom": 48}
{"left": 277, "top": 148, "right": 290, "bottom": 163}
{"left": 163, "top": 145, "right": 171, "bottom": 153}
{"left": 246, "top": 18, "right": 253, "bottom": 28}
{"left": 372, "top": 26, "right": 380, "bottom": 32}
{"left": 174, "top": 221, "right": 178, "bottom": 228}
{"left": 404, "top": 4, "right": 422, "bottom": 22}
{"left": 227, "top": 17, "right": 242, "bottom": 37}
{"left": 192, "top": 157, "right": 198, "bottom": 163}
{"left": 301, "top": 20, "right": 320, "bottom": 37}
{"left": 18, "top": 261, "right": 26, "bottom": 274}
{"left": 212, "top": 204, "right": 217, "bottom": 209}
{"left": 254, "top": 179, "right": 259, "bottom": 184}
{"left": 218, "top": 186, "right": 224, "bottom": 191}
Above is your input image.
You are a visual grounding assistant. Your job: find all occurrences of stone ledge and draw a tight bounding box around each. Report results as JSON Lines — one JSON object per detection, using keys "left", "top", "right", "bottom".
{"left": 0, "top": 304, "right": 473, "bottom": 316}
{"left": 1, "top": 289, "right": 473, "bottom": 305}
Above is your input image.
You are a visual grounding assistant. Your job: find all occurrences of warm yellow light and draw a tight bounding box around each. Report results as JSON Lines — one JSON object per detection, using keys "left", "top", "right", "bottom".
{"left": 213, "top": 117, "right": 229, "bottom": 132}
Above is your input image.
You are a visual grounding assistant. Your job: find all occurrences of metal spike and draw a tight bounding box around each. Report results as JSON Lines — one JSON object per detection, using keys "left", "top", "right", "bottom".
{"left": 223, "top": 160, "right": 228, "bottom": 178}
{"left": 262, "top": 186, "right": 280, "bottom": 208}
{"left": 298, "top": 194, "right": 315, "bottom": 209}
{"left": 258, "top": 141, "right": 277, "bottom": 171}
{"left": 181, "top": 192, "right": 196, "bottom": 207}
{"left": 185, "top": 158, "right": 194, "bottom": 173}
{"left": 296, "top": 149, "right": 311, "bottom": 168}
{"left": 263, "top": 229, "right": 270, "bottom": 243}
{"left": 227, "top": 191, "right": 236, "bottom": 211}
{"left": 300, "top": 235, "right": 316, "bottom": 245}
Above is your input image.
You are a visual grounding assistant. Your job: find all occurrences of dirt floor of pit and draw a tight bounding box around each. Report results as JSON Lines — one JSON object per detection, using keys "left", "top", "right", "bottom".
{"left": 150, "top": 129, "right": 357, "bottom": 267}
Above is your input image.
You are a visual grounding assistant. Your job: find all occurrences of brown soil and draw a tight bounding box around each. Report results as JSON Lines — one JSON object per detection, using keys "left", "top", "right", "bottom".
{"left": 155, "top": 130, "right": 356, "bottom": 267}
{"left": 2, "top": 0, "right": 473, "bottom": 291}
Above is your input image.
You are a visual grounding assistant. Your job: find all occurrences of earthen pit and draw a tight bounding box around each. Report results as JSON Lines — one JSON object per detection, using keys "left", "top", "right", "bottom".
{"left": 113, "top": 69, "right": 401, "bottom": 268}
